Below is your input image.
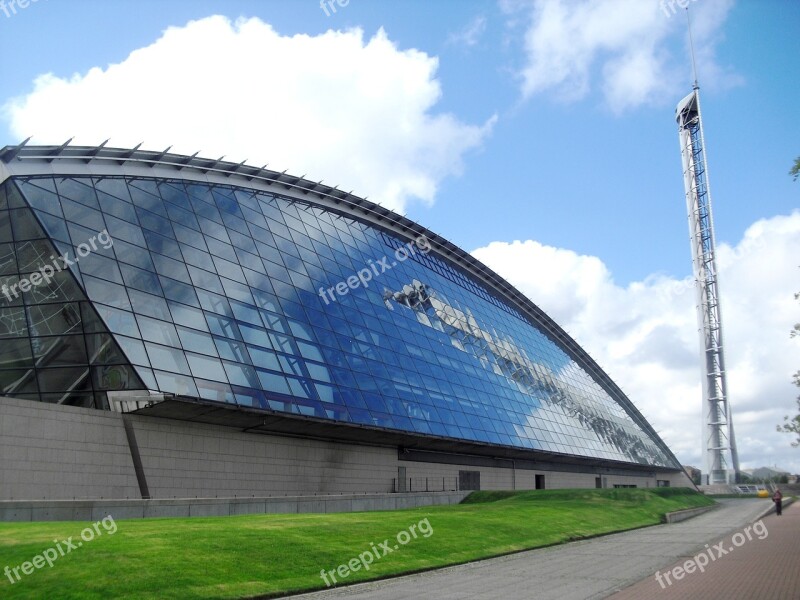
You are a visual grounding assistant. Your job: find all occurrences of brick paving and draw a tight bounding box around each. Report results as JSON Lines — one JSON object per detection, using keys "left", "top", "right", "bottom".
{"left": 610, "top": 501, "right": 800, "bottom": 600}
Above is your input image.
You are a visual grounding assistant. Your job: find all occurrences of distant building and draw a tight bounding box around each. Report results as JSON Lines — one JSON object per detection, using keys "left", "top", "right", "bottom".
{"left": 748, "top": 467, "right": 790, "bottom": 481}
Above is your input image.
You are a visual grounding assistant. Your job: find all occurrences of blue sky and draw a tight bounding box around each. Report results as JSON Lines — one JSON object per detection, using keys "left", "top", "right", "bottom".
{"left": 1, "top": 0, "right": 799, "bottom": 473}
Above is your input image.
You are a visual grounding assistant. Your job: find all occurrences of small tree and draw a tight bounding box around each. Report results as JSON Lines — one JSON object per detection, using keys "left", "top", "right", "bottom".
{"left": 791, "top": 156, "right": 800, "bottom": 181}
{"left": 777, "top": 273, "right": 800, "bottom": 446}
{"left": 777, "top": 389, "right": 800, "bottom": 448}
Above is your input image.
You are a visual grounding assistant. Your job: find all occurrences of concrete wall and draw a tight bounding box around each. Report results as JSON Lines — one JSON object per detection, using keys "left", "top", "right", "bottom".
{"left": 0, "top": 491, "right": 471, "bottom": 522}
{"left": 402, "top": 461, "right": 692, "bottom": 491}
{"left": 130, "top": 414, "right": 398, "bottom": 498}
{"left": 0, "top": 397, "right": 140, "bottom": 500}
{"left": 0, "top": 396, "right": 690, "bottom": 503}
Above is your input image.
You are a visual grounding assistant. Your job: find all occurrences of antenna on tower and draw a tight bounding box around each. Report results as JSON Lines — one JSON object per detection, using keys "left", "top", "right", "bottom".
{"left": 685, "top": 8, "right": 699, "bottom": 90}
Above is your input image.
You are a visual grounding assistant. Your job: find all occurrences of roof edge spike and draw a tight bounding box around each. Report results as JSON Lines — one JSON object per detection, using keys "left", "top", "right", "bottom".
{"left": 0, "top": 136, "right": 32, "bottom": 162}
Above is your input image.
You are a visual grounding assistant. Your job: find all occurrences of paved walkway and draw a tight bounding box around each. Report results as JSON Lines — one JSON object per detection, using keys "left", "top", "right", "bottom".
{"left": 611, "top": 500, "right": 799, "bottom": 600}
{"left": 283, "top": 499, "right": 780, "bottom": 600}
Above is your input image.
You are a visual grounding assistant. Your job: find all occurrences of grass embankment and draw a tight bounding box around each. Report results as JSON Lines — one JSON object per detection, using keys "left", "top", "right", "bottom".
{"left": 0, "top": 488, "right": 714, "bottom": 600}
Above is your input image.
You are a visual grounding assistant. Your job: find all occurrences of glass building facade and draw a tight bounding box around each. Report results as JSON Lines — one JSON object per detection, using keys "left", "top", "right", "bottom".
{"left": 0, "top": 146, "right": 680, "bottom": 470}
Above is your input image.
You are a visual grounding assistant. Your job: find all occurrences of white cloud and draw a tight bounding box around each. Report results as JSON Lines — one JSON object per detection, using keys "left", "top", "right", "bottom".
{"left": 501, "top": 0, "right": 740, "bottom": 112}
{"left": 472, "top": 212, "right": 800, "bottom": 474}
{"left": 447, "top": 16, "right": 488, "bottom": 47}
{"left": 1, "top": 15, "right": 495, "bottom": 213}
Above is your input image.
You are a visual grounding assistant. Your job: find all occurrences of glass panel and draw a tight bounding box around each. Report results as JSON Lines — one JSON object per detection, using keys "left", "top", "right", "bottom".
{"left": 143, "top": 228, "right": 180, "bottom": 256}
{"left": 220, "top": 278, "right": 253, "bottom": 304}
{"left": 86, "top": 333, "right": 128, "bottom": 365}
{"left": 82, "top": 276, "right": 131, "bottom": 310}
{"left": 136, "top": 315, "right": 180, "bottom": 346}
{"left": 177, "top": 326, "right": 217, "bottom": 356}
{"left": 205, "top": 314, "right": 242, "bottom": 340}
{"left": 98, "top": 192, "right": 138, "bottom": 223}
{"left": 195, "top": 378, "right": 234, "bottom": 403}
{"left": 248, "top": 346, "right": 280, "bottom": 371}
{"left": 78, "top": 253, "right": 123, "bottom": 284}
{"left": 0, "top": 211, "right": 11, "bottom": 243}
{"left": 168, "top": 207, "right": 201, "bottom": 233}
{"left": 223, "top": 361, "right": 259, "bottom": 388}
{"left": 0, "top": 306, "right": 28, "bottom": 338}
{"left": 104, "top": 214, "right": 147, "bottom": 247}
{"left": 181, "top": 245, "right": 215, "bottom": 272}
{"left": 185, "top": 353, "right": 228, "bottom": 382}
{"left": 128, "top": 288, "right": 171, "bottom": 321}
{"left": 32, "top": 337, "right": 89, "bottom": 367}
{"left": 257, "top": 369, "right": 291, "bottom": 395}
{"left": 214, "top": 338, "right": 250, "bottom": 363}
{"left": 0, "top": 274, "right": 23, "bottom": 307}
{"left": 130, "top": 184, "right": 168, "bottom": 217}
{"left": 154, "top": 370, "right": 198, "bottom": 396}
{"left": 26, "top": 270, "right": 85, "bottom": 305}
{"left": 94, "top": 177, "right": 132, "bottom": 202}
{"left": 120, "top": 264, "right": 161, "bottom": 293}
{"left": 136, "top": 208, "right": 175, "bottom": 237}
{"left": 232, "top": 385, "right": 266, "bottom": 408}
{"left": 92, "top": 365, "right": 144, "bottom": 391}
{"left": 16, "top": 180, "right": 62, "bottom": 216}
{"left": 61, "top": 198, "right": 105, "bottom": 231}
{"left": 197, "top": 288, "right": 232, "bottom": 316}
{"left": 1, "top": 369, "right": 39, "bottom": 395}
{"left": 56, "top": 177, "right": 100, "bottom": 209}
{"left": 10, "top": 207, "right": 46, "bottom": 241}
{"left": 26, "top": 303, "right": 82, "bottom": 336}
{"left": 239, "top": 323, "right": 271, "bottom": 347}
{"left": 115, "top": 335, "right": 151, "bottom": 367}
{"left": 0, "top": 243, "right": 17, "bottom": 276}
{"left": 152, "top": 253, "right": 191, "bottom": 284}
{"left": 145, "top": 343, "right": 191, "bottom": 375}
{"left": 0, "top": 337, "right": 33, "bottom": 369}
{"left": 205, "top": 237, "right": 237, "bottom": 262}
{"left": 188, "top": 265, "right": 224, "bottom": 294}
{"left": 134, "top": 366, "right": 157, "bottom": 389}
{"left": 159, "top": 276, "right": 199, "bottom": 307}
{"left": 230, "top": 301, "right": 262, "bottom": 326}
{"left": 169, "top": 302, "right": 208, "bottom": 331}
{"left": 15, "top": 239, "right": 56, "bottom": 273}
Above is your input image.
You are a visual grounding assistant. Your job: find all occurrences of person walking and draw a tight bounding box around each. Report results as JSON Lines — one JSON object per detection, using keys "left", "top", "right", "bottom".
{"left": 773, "top": 488, "right": 783, "bottom": 516}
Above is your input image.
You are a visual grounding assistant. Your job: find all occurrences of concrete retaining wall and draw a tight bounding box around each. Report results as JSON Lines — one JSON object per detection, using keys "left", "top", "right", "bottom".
{"left": 664, "top": 504, "right": 719, "bottom": 524}
{"left": 0, "top": 396, "right": 688, "bottom": 508}
{"left": 0, "top": 491, "right": 471, "bottom": 522}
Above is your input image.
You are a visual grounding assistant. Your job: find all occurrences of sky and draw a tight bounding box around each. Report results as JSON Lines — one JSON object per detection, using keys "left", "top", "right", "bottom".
{"left": 1, "top": 0, "right": 798, "bottom": 475}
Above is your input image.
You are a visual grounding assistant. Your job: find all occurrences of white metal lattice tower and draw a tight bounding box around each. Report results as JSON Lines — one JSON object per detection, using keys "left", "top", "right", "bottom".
{"left": 675, "top": 87, "right": 740, "bottom": 485}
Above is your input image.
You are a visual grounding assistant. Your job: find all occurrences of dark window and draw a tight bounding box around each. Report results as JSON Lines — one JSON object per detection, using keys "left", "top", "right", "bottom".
{"left": 459, "top": 470, "right": 481, "bottom": 491}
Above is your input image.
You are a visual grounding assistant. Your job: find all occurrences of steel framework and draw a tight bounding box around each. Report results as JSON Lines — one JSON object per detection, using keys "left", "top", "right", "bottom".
{"left": 676, "top": 88, "right": 740, "bottom": 484}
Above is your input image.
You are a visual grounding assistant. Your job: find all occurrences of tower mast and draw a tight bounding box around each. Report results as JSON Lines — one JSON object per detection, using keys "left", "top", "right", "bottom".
{"left": 675, "top": 9, "right": 739, "bottom": 485}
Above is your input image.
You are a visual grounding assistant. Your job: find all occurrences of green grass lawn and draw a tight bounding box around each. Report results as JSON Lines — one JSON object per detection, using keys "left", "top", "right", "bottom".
{"left": 0, "top": 488, "right": 714, "bottom": 600}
